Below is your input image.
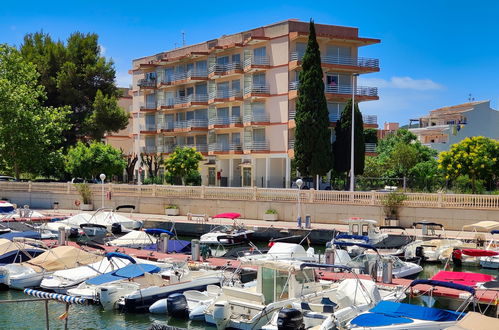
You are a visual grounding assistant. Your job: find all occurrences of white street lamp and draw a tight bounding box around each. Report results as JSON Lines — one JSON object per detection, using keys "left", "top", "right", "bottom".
{"left": 350, "top": 73, "right": 359, "bottom": 192}
{"left": 100, "top": 173, "right": 106, "bottom": 209}
{"left": 296, "top": 178, "right": 303, "bottom": 227}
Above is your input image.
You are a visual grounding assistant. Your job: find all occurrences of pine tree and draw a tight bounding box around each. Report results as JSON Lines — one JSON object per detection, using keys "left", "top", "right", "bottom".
{"left": 294, "top": 20, "right": 333, "bottom": 178}
{"left": 333, "top": 99, "right": 365, "bottom": 175}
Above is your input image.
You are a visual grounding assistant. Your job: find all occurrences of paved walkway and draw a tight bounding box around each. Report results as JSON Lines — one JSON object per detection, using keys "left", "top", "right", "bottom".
{"left": 36, "top": 208, "right": 491, "bottom": 241}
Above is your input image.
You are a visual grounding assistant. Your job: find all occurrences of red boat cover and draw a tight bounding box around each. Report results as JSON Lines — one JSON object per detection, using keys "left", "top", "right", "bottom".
{"left": 461, "top": 249, "right": 499, "bottom": 257}
{"left": 212, "top": 212, "right": 241, "bottom": 219}
{"left": 431, "top": 271, "right": 494, "bottom": 287}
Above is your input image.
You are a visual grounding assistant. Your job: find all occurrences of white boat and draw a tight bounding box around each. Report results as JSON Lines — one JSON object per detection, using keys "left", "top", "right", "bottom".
{"left": 200, "top": 225, "right": 254, "bottom": 245}
{"left": 404, "top": 238, "right": 465, "bottom": 262}
{"left": 0, "top": 201, "right": 46, "bottom": 219}
{"left": 347, "top": 251, "right": 423, "bottom": 279}
{"left": 0, "top": 245, "right": 102, "bottom": 289}
{"left": 39, "top": 252, "right": 137, "bottom": 293}
{"left": 238, "top": 242, "right": 317, "bottom": 263}
{"left": 106, "top": 230, "right": 157, "bottom": 248}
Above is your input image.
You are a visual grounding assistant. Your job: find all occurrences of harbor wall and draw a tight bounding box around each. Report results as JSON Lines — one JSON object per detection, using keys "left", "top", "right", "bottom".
{"left": 1, "top": 183, "right": 499, "bottom": 230}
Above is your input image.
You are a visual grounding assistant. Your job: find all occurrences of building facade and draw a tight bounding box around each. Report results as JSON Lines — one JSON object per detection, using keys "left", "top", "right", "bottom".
{"left": 130, "top": 19, "right": 380, "bottom": 187}
{"left": 104, "top": 87, "right": 134, "bottom": 155}
{"left": 409, "top": 101, "right": 499, "bottom": 152}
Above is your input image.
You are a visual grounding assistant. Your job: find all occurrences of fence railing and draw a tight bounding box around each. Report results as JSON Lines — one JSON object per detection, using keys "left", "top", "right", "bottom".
{"left": 290, "top": 52, "right": 380, "bottom": 69}
{"left": 244, "top": 56, "right": 270, "bottom": 67}
{"left": 3, "top": 182, "right": 499, "bottom": 210}
{"left": 208, "top": 62, "right": 243, "bottom": 75}
{"left": 209, "top": 89, "right": 243, "bottom": 100}
{"left": 244, "top": 84, "right": 270, "bottom": 95}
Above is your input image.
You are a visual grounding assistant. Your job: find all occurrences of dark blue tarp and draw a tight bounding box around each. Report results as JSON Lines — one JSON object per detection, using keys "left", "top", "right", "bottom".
{"left": 410, "top": 279, "right": 475, "bottom": 295}
{"left": 491, "top": 230, "right": 499, "bottom": 235}
{"left": 143, "top": 239, "right": 191, "bottom": 253}
{"left": 350, "top": 301, "right": 465, "bottom": 327}
{"left": 334, "top": 234, "right": 369, "bottom": 242}
{"left": 0, "top": 204, "right": 14, "bottom": 214}
{"left": 105, "top": 252, "right": 136, "bottom": 264}
{"left": 333, "top": 241, "right": 378, "bottom": 251}
{"left": 145, "top": 228, "right": 174, "bottom": 236}
{"left": 86, "top": 263, "right": 160, "bottom": 285}
{"left": 0, "top": 231, "right": 41, "bottom": 240}
{"left": 0, "top": 248, "right": 45, "bottom": 264}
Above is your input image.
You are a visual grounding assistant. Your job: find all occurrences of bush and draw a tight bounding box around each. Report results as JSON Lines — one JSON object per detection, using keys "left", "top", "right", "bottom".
{"left": 165, "top": 205, "right": 178, "bottom": 209}
{"left": 143, "top": 176, "right": 163, "bottom": 185}
{"left": 265, "top": 209, "right": 278, "bottom": 214}
{"left": 75, "top": 183, "right": 92, "bottom": 204}
{"left": 381, "top": 191, "right": 407, "bottom": 219}
{"left": 452, "top": 175, "right": 485, "bottom": 194}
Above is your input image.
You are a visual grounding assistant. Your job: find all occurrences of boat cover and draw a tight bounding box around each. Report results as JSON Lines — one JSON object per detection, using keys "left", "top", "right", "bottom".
{"left": 85, "top": 263, "right": 160, "bottom": 285}
{"left": 431, "top": 271, "right": 495, "bottom": 287}
{"left": 212, "top": 212, "right": 240, "bottom": 219}
{"left": 0, "top": 231, "right": 41, "bottom": 240}
{"left": 481, "top": 279, "right": 499, "bottom": 290}
{"left": 410, "top": 279, "right": 475, "bottom": 294}
{"left": 334, "top": 234, "right": 369, "bottom": 242}
{"left": 0, "top": 238, "right": 45, "bottom": 263}
{"left": 24, "top": 246, "right": 102, "bottom": 272}
{"left": 491, "top": 230, "right": 499, "bottom": 235}
{"left": 462, "top": 221, "right": 499, "bottom": 232}
{"left": 373, "top": 235, "right": 413, "bottom": 249}
{"left": 461, "top": 249, "right": 499, "bottom": 257}
{"left": 350, "top": 301, "right": 464, "bottom": 327}
{"left": 445, "top": 311, "right": 499, "bottom": 330}
{"left": 144, "top": 228, "right": 174, "bottom": 236}
{"left": 0, "top": 201, "right": 15, "bottom": 214}
{"left": 333, "top": 241, "right": 377, "bottom": 251}
{"left": 107, "top": 231, "right": 156, "bottom": 247}
{"left": 143, "top": 239, "right": 191, "bottom": 253}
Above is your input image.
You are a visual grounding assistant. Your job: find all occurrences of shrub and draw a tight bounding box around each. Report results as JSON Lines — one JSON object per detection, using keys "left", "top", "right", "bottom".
{"left": 381, "top": 191, "right": 407, "bottom": 219}
{"left": 165, "top": 204, "right": 178, "bottom": 209}
{"left": 75, "top": 183, "right": 92, "bottom": 204}
{"left": 265, "top": 209, "right": 278, "bottom": 214}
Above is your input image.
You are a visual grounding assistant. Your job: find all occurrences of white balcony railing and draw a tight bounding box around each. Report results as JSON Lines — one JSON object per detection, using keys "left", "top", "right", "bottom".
{"left": 244, "top": 84, "right": 270, "bottom": 95}
{"left": 208, "top": 116, "right": 242, "bottom": 126}
{"left": 244, "top": 140, "right": 269, "bottom": 151}
{"left": 174, "top": 94, "right": 209, "bottom": 105}
{"left": 243, "top": 113, "right": 270, "bottom": 123}
{"left": 363, "top": 115, "right": 378, "bottom": 125}
{"left": 158, "top": 99, "right": 175, "bottom": 107}
{"left": 289, "top": 81, "right": 299, "bottom": 91}
{"left": 209, "top": 89, "right": 243, "bottom": 100}
{"left": 179, "top": 144, "right": 208, "bottom": 152}
{"left": 140, "top": 124, "right": 157, "bottom": 131}
{"left": 140, "top": 102, "right": 157, "bottom": 110}
{"left": 325, "top": 85, "right": 378, "bottom": 97}
{"left": 138, "top": 78, "right": 156, "bottom": 88}
{"left": 288, "top": 139, "right": 295, "bottom": 149}
{"left": 365, "top": 143, "right": 377, "bottom": 153}
{"left": 290, "top": 52, "right": 380, "bottom": 69}
{"left": 208, "top": 62, "right": 243, "bottom": 75}
{"left": 174, "top": 119, "right": 208, "bottom": 129}
{"left": 208, "top": 143, "right": 243, "bottom": 152}
{"left": 244, "top": 56, "right": 270, "bottom": 67}
{"left": 329, "top": 113, "right": 340, "bottom": 122}
{"left": 288, "top": 110, "right": 296, "bottom": 120}
{"left": 141, "top": 146, "right": 157, "bottom": 153}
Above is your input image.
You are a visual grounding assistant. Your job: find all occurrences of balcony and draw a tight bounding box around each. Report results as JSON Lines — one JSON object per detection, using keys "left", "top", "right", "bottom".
{"left": 208, "top": 62, "right": 244, "bottom": 77}
{"left": 365, "top": 143, "right": 377, "bottom": 153}
{"left": 157, "top": 145, "right": 177, "bottom": 154}
{"left": 244, "top": 84, "right": 270, "bottom": 98}
{"left": 161, "top": 70, "right": 209, "bottom": 86}
{"left": 244, "top": 56, "right": 270, "bottom": 71}
{"left": 173, "top": 119, "right": 208, "bottom": 131}
{"left": 158, "top": 99, "right": 175, "bottom": 109}
{"left": 289, "top": 81, "right": 299, "bottom": 91}
{"left": 243, "top": 113, "right": 270, "bottom": 125}
{"left": 289, "top": 81, "right": 378, "bottom": 101}
{"left": 288, "top": 139, "right": 295, "bottom": 149}
{"left": 141, "top": 146, "right": 157, "bottom": 154}
{"left": 208, "top": 143, "right": 243, "bottom": 153}
{"left": 208, "top": 116, "right": 243, "bottom": 128}
{"left": 244, "top": 140, "right": 270, "bottom": 152}
{"left": 140, "top": 102, "right": 157, "bottom": 111}
{"left": 158, "top": 122, "right": 175, "bottom": 131}
{"left": 174, "top": 94, "right": 209, "bottom": 108}
{"left": 289, "top": 52, "right": 380, "bottom": 72}
{"left": 140, "top": 124, "right": 157, "bottom": 132}
{"left": 329, "top": 113, "right": 340, "bottom": 123}
{"left": 208, "top": 89, "right": 243, "bottom": 103}
{"left": 363, "top": 115, "right": 378, "bottom": 126}
{"left": 138, "top": 78, "right": 156, "bottom": 89}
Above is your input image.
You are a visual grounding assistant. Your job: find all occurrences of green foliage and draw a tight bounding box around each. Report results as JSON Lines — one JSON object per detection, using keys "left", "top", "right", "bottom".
{"left": 294, "top": 20, "right": 333, "bottom": 177}
{"left": 388, "top": 142, "right": 419, "bottom": 177}
{"left": 438, "top": 136, "right": 499, "bottom": 193}
{"left": 143, "top": 176, "right": 163, "bottom": 185}
{"left": 86, "top": 90, "right": 128, "bottom": 140}
{"left": 333, "top": 99, "right": 365, "bottom": 175}
{"left": 20, "top": 31, "right": 121, "bottom": 146}
{"left": 408, "top": 159, "right": 442, "bottom": 192}
{"left": 0, "top": 44, "right": 70, "bottom": 179}
{"left": 452, "top": 175, "right": 485, "bottom": 194}
{"left": 163, "top": 147, "right": 203, "bottom": 185}
{"left": 64, "top": 141, "right": 126, "bottom": 179}
{"left": 363, "top": 128, "right": 378, "bottom": 144}
{"left": 265, "top": 209, "right": 278, "bottom": 214}
{"left": 165, "top": 204, "right": 178, "bottom": 209}
{"left": 381, "top": 191, "right": 407, "bottom": 219}
{"left": 75, "top": 183, "right": 92, "bottom": 204}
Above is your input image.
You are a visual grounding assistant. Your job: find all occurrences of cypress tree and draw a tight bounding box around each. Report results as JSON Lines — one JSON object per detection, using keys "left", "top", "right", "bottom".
{"left": 294, "top": 20, "right": 333, "bottom": 178}
{"left": 333, "top": 99, "right": 365, "bottom": 175}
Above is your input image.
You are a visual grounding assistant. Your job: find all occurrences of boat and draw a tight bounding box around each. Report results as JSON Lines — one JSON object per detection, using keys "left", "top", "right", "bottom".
{"left": 238, "top": 242, "right": 317, "bottom": 263}
{"left": 444, "top": 311, "right": 499, "bottom": 330}
{"left": 480, "top": 230, "right": 499, "bottom": 269}
{"left": 430, "top": 271, "right": 495, "bottom": 288}
{"left": 346, "top": 280, "right": 474, "bottom": 329}
{"left": 0, "top": 238, "right": 45, "bottom": 265}
{"left": 39, "top": 252, "right": 139, "bottom": 294}
{"left": 0, "top": 201, "right": 46, "bottom": 219}
{"left": 0, "top": 245, "right": 102, "bottom": 290}
{"left": 200, "top": 213, "right": 254, "bottom": 245}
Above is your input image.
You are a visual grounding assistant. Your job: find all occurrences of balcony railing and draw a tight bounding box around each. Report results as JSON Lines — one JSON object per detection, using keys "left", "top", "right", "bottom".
{"left": 363, "top": 115, "right": 378, "bottom": 125}
{"left": 244, "top": 140, "right": 270, "bottom": 151}
{"left": 208, "top": 62, "right": 243, "bottom": 75}
{"left": 288, "top": 110, "right": 296, "bottom": 120}
{"left": 329, "top": 113, "right": 340, "bottom": 122}
{"left": 290, "top": 52, "right": 380, "bottom": 69}
{"left": 209, "top": 89, "right": 243, "bottom": 100}
{"left": 140, "top": 102, "right": 157, "bottom": 110}
{"left": 158, "top": 99, "right": 175, "bottom": 107}
{"left": 178, "top": 144, "right": 208, "bottom": 152}
{"left": 288, "top": 139, "right": 295, "bottom": 149}
{"left": 325, "top": 85, "right": 378, "bottom": 97}
{"left": 140, "top": 124, "right": 157, "bottom": 131}
{"left": 208, "top": 143, "right": 243, "bottom": 152}
{"left": 289, "top": 81, "right": 299, "bottom": 91}
{"left": 141, "top": 146, "right": 157, "bottom": 153}
{"left": 244, "top": 84, "right": 270, "bottom": 95}
{"left": 365, "top": 143, "right": 377, "bottom": 153}
{"left": 208, "top": 116, "right": 242, "bottom": 126}
{"left": 157, "top": 145, "right": 177, "bottom": 153}
{"left": 174, "top": 94, "right": 209, "bottom": 105}
{"left": 244, "top": 56, "right": 270, "bottom": 67}
{"left": 138, "top": 78, "right": 156, "bottom": 88}
{"left": 158, "top": 122, "right": 175, "bottom": 130}
{"left": 174, "top": 119, "right": 208, "bottom": 129}
{"left": 243, "top": 113, "right": 270, "bottom": 123}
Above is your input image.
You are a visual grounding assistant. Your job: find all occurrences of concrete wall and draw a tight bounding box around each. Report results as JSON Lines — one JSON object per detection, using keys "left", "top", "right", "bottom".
{"left": 2, "top": 188, "right": 498, "bottom": 231}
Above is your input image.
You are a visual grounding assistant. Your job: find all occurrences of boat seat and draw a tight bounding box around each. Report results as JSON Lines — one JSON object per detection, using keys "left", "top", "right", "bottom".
{"left": 222, "top": 286, "right": 264, "bottom": 304}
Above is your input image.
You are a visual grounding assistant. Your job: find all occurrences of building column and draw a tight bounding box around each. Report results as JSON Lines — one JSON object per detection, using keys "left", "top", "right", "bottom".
{"left": 251, "top": 158, "right": 256, "bottom": 187}
{"left": 229, "top": 158, "right": 234, "bottom": 187}
{"left": 265, "top": 157, "right": 270, "bottom": 188}
{"left": 285, "top": 157, "right": 291, "bottom": 188}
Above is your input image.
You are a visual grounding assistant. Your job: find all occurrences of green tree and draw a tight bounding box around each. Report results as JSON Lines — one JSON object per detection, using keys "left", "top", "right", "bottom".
{"left": 64, "top": 141, "right": 126, "bottom": 179}
{"left": 388, "top": 141, "right": 419, "bottom": 177}
{"left": 294, "top": 20, "right": 333, "bottom": 178}
{"left": 20, "top": 31, "right": 125, "bottom": 146}
{"left": 0, "top": 44, "right": 70, "bottom": 179}
{"left": 363, "top": 128, "right": 378, "bottom": 144}
{"left": 409, "top": 159, "right": 441, "bottom": 192}
{"left": 333, "top": 99, "right": 365, "bottom": 175}
{"left": 163, "top": 147, "right": 203, "bottom": 185}
{"left": 439, "top": 136, "right": 499, "bottom": 193}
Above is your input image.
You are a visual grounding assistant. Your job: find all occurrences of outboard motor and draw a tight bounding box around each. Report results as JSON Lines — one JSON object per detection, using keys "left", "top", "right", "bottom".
{"left": 166, "top": 293, "right": 188, "bottom": 318}
{"left": 277, "top": 308, "right": 305, "bottom": 330}
{"left": 452, "top": 248, "right": 462, "bottom": 267}
{"left": 111, "top": 223, "right": 122, "bottom": 235}
{"left": 415, "top": 246, "right": 425, "bottom": 262}
{"left": 69, "top": 227, "right": 80, "bottom": 238}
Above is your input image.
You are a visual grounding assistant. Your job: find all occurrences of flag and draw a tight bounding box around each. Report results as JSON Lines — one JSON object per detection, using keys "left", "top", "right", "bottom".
{"left": 58, "top": 311, "right": 69, "bottom": 320}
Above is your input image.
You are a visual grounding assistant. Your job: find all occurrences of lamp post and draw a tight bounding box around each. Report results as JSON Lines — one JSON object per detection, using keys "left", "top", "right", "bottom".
{"left": 349, "top": 73, "right": 359, "bottom": 192}
{"left": 100, "top": 173, "right": 106, "bottom": 209}
{"left": 296, "top": 178, "right": 303, "bottom": 227}
{"left": 137, "top": 112, "right": 142, "bottom": 185}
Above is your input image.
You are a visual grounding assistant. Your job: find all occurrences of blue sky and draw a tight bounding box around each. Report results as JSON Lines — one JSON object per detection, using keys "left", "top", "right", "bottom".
{"left": 2, "top": 0, "right": 499, "bottom": 125}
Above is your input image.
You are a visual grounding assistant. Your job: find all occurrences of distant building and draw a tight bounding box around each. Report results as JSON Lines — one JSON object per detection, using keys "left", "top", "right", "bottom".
{"left": 104, "top": 87, "right": 133, "bottom": 154}
{"left": 408, "top": 100, "right": 499, "bottom": 152}
{"left": 378, "top": 122, "right": 400, "bottom": 140}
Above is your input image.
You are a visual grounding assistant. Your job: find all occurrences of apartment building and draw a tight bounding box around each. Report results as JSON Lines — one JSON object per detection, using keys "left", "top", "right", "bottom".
{"left": 130, "top": 19, "right": 380, "bottom": 187}
{"left": 104, "top": 87, "right": 134, "bottom": 154}
{"left": 409, "top": 101, "right": 499, "bottom": 152}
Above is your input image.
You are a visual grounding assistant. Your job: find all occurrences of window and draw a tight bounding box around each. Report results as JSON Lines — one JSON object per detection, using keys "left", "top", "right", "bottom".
{"left": 217, "top": 56, "right": 229, "bottom": 65}
{"left": 295, "top": 42, "right": 306, "bottom": 58}
{"left": 243, "top": 168, "right": 251, "bottom": 187}
{"left": 196, "top": 60, "right": 207, "bottom": 72}
{"left": 217, "top": 82, "right": 230, "bottom": 95}
{"left": 231, "top": 79, "right": 240, "bottom": 92}
{"left": 232, "top": 133, "right": 240, "bottom": 144}
{"left": 327, "top": 74, "right": 339, "bottom": 86}
{"left": 231, "top": 106, "right": 240, "bottom": 117}
{"left": 186, "top": 87, "right": 194, "bottom": 96}
{"left": 164, "top": 68, "right": 174, "bottom": 82}
{"left": 351, "top": 224, "right": 359, "bottom": 235}
{"left": 217, "top": 107, "right": 229, "bottom": 118}
{"left": 208, "top": 168, "right": 216, "bottom": 186}
{"left": 187, "top": 136, "right": 195, "bottom": 145}
{"left": 186, "top": 111, "right": 194, "bottom": 120}
{"left": 232, "top": 54, "right": 240, "bottom": 64}
{"left": 326, "top": 45, "right": 351, "bottom": 57}
{"left": 252, "top": 102, "right": 265, "bottom": 115}
{"left": 253, "top": 47, "right": 266, "bottom": 58}
{"left": 253, "top": 128, "right": 265, "bottom": 142}
{"left": 196, "top": 83, "right": 207, "bottom": 95}
{"left": 196, "top": 135, "right": 207, "bottom": 145}
{"left": 253, "top": 73, "right": 266, "bottom": 86}
{"left": 195, "top": 108, "right": 207, "bottom": 120}
{"left": 186, "top": 63, "right": 194, "bottom": 72}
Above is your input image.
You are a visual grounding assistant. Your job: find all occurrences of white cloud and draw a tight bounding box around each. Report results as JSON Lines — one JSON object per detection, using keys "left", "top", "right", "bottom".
{"left": 359, "top": 76, "right": 443, "bottom": 91}
{"left": 115, "top": 72, "right": 131, "bottom": 87}
{"left": 99, "top": 45, "right": 106, "bottom": 55}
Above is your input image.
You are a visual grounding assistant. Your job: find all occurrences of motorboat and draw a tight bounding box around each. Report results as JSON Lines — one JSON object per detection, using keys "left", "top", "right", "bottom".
{"left": 106, "top": 229, "right": 191, "bottom": 253}
{"left": 480, "top": 230, "right": 499, "bottom": 269}
{"left": 39, "top": 252, "right": 138, "bottom": 293}
{"left": 238, "top": 242, "right": 317, "bottom": 263}
{"left": 0, "top": 201, "right": 46, "bottom": 219}
{"left": 0, "top": 238, "right": 45, "bottom": 265}
{"left": 200, "top": 213, "right": 253, "bottom": 245}
{"left": 0, "top": 245, "right": 102, "bottom": 289}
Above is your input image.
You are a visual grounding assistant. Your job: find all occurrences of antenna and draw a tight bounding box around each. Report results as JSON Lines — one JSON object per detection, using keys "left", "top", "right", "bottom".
{"left": 181, "top": 31, "right": 185, "bottom": 47}
{"left": 468, "top": 93, "right": 475, "bottom": 102}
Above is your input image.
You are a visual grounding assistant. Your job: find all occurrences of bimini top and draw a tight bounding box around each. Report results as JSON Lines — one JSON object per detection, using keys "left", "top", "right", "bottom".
{"left": 410, "top": 279, "right": 475, "bottom": 295}
{"left": 86, "top": 263, "right": 160, "bottom": 285}
{"left": 462, "top": 221, "right": 499, "bottom": 232}
{"left": 350, "top": 301, "right": 465, "bottom": 327}
{"left": 212, "top": 212, "right": 241, "bottom": 219}
{"left": 461, "top": 249, "right": 499, "bottom": 257}
{"left": 0, "top": 238, "right": 44, "bottom": 256}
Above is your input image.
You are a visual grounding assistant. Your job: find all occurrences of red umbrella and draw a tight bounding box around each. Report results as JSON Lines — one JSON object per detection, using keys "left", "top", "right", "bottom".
{"left": 212, "top": 212, "right": 241, "bottom": 220}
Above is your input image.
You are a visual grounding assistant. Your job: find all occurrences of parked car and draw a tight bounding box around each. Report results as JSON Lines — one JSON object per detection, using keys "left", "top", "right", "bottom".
{"left": 0, "top": 176, "right": 16, "bottom": 182}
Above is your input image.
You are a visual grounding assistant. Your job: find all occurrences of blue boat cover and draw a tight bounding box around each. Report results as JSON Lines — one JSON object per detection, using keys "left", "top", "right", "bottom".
{"left": 410, "top": 279, "right": 475, "bottom": 295}
{"left": 350, "top": 301, "right": 465, "bottom": 327}
{"left": 86, "top": 263, "right": 160, "bottom": 285}
{"left": 105, "top": 252, "right": 137, "bottom": 264}
{"left": 145, "top": 228, "right": 174, "bottom": 236}
{"left": 143, "top": 239, "right": 191, "bottom": 253}
{"left": 0, "top": 231, "right": 41, "bottom": 240}
{"left": 491, "top": 230, "right": 499, "bottom": 235}
{"left": 332, "top": 241, "right": 378, "bottom": 251}
{"left": 334, "top": 234, "right": 369, "bottom": 242}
